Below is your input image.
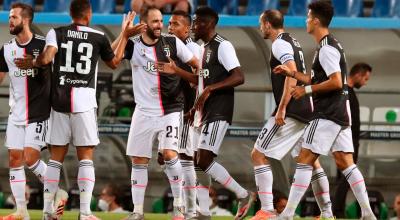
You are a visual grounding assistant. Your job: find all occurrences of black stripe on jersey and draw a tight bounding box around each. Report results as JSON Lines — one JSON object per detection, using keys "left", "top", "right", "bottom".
{"left": 179, "top": 122, "right": 190, "bottom": 149}
{"left": 209, "top": 121, "right": 220, "bottom": 146}
{"left": 260, "top": 124, "right": 279, "bottom": 150}
{"left": 306, "top": 119, "right": 319, "bottom": 144}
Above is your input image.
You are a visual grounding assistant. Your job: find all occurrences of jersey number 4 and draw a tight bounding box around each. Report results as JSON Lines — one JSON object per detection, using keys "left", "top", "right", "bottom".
{"left": 60, "top": 41, "right": 93, "bottom": 75}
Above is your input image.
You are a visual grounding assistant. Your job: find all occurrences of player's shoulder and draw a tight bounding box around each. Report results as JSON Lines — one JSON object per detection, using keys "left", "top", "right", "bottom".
{"left": 214, "top": 34, "right": 227, "bottom": 43}
{"left": 130, "top": 35, "right": 141, "bottom": 44}
{"left": 33, "top": 34, "right": 46, "bottom": 43}
{"left": 77, "top": 25, "right": 105, "bottom": 36}
{"left": 161, "top": 33, "right": 178, "bottom": 44}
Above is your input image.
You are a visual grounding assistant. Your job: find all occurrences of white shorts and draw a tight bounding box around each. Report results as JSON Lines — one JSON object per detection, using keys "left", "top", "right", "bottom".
{"left": 178, "top": 122, "right": 195, "bottom": 157}
{"left": 197, "top": 120, "right": 229, "bottom": 155}
{"left": 254, "top": 117, "right": 307, "bottom": 160}
{"left": 127, "top": 109, "right": 182, "bottom": 158}
{"left": 47, "top": 108, "right": 99, "bottom": 146}
{"left": 302, "top": 119, "right": 354, "bottom": 156}
{"left": 5, "top": 118, "right": 48, "bottom": 151}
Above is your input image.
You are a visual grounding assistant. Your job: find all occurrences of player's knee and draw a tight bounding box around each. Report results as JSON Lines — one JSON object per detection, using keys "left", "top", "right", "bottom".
{"left": 24, "top": 154, "right": 38, "bottom": 167}
{"left": 334, "top": 152, "right": 354, "bottom": 171}
{"left": 162, "top": 150, "right": 178, "bottom": 161}
{"left": 9, "top": 152, "right": 24, "bottom": 168}
{"left": 251, "top": 148, "right": 267, "bottom": 165}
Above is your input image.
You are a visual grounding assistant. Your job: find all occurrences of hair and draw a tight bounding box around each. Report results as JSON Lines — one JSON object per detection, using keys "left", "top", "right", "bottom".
{"left": 11, "top": 2, "right": 34, "bottom": 24}
{"left": 308, "top": 0, "right": 334, "bottom": 27}
{"left": 350, "top": 62, "right": 372, "bottom": 76}
{"left": 262, "top": 9, "right": 284, "bottom": 29}
{"left": 139, "top": 6, "right": 160, "bottom": 22}
{"left": 194, "top": 6, "right": 219, "bottom": 26}
{"left": 70, "top": 0, "right": 91, "bottom": 19}
{"left": 104, "top": 184, "right": 123, "bottom": 205}
{"left": 172, "top": 10, "right": 191, "bottom": 25}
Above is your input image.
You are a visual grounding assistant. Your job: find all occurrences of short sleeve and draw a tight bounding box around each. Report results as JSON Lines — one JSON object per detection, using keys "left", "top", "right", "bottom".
{"left": 271, "top": 39, "right": 294, "bottom": 64}
{"left": 123, "top": 39, "right": 134, "bottom": 60}
{"left": 186, "top": 42, "right": 201, "bottom": 60}
{"left": 218, "top": 41, "right": 240, "bottom": 72}
{"left": 0, "top": 46, "right": 8, "bottom": 72}
{"left": 45, "top": 29, "right": 58, "bottom": 50}
{"left": 175, "top": 37, "right": 194, "bottom": 63}
{"left": 319, "top": 45, "right": 341, "bottom": 77}
{"left": 100, "top": 35, "right": 115, "bottom": 62}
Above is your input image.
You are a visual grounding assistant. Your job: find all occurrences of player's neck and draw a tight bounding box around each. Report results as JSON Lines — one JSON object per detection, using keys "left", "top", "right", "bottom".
{"left": 271, "top": 29, "right": 284, "bottom": 42}
{"left": 203, "top": 30, "right": 216, "bottom": 44}
{"left": 72, "top": 18, "right": 89, "bottom": 27}
{"left": 15, "top": 28, "right": 33, "bottom": 45}
{"left": 313, "top": 27, "right": 329, "bottom": 43}
{"left": 142, "top": 33, "right": 159, "bottom": 45}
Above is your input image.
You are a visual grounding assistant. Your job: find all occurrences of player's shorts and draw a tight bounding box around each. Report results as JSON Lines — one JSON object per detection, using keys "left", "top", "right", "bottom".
{"left": 178, "top": 122, "right": 194, "bottom": 157}
{"left": 47, "top": 108, "right": 99, "bottom": 146}
{"left": 127, "top": 109, "right": 181, "bottom": 158}
{"left": 302, "top": 118, "right": 354, "bottom": 156}
{"left": 196, "top": 120, "right": 229, "bottom": 155}
{"left": 254, "top": 117, "right": 307, "bottom": 160}
{"left": 5, "top": 118, "right": 48, "bottom": 151}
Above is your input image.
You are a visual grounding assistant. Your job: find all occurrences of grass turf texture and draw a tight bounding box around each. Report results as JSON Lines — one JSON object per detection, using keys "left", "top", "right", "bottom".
{"left": 0, "top": 209, "right": 238, "bottom": 220}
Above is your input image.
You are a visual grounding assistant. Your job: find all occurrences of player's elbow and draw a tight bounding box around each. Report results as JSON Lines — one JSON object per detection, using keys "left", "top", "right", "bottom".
{"left": 237, "top": 73, "right": 245, "bottom": 85}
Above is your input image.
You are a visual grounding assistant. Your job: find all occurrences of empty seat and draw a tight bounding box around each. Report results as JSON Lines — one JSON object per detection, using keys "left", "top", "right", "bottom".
{"left": 208, "top": 0, "right": 239, "bottom": 15}
{"left": 43, "top": 0, "right": 71, "bottom": 12}
{"left": 372, "top": 107, "right": 400, "bottom": 123}
{"left": 90, "top": 0, "right": 115, "bottom": 13}
{"left": 332, "top": 0, "right": 363, "bottom": 17}
{"left": 287, "top": 0, "right": 314, "bottom": 16}
{"left": 246, "top": 0, "right": 279, "bottom": 15}
{"left": 372, "top": 0, "right": 400, "bottom": 18}
{"left": 359, "top": 106, "right": 370, "bottom": 123}
{"left": 3, "top": 0, "right": 35, "bottom": 11}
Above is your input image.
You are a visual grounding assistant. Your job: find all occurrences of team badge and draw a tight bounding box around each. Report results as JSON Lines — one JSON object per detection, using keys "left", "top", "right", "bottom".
{"left": 163, "top": 46, "right": 171, "bottom": 57}
{"left": 206, "top": 49, "right": 212, "bottom": 63}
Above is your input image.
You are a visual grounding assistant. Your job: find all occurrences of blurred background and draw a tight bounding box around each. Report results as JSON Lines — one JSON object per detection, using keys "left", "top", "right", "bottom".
{"left": 0, "top": 0, "right": 399, "bottom": 218}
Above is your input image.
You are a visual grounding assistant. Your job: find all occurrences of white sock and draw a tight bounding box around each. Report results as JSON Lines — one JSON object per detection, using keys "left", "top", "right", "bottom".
{"left": 28, "top": 159, "right": 47, "bottom": 183}
{"left": 181, "top": 159, "right": 197, "bottom": 214}
{"left": 342, "top": 164, "right": 374, "bottom": 217}
{"left": 78, "top": 160, "right": 95, "bottom": 215}
{"left": 44, "top": 160, "right": 62, "bottom": 213}
{"left": 311, "top": 168, "right": 333, "bottom": 217}
{"left": 281, "top": 163, "right": 313, "bottom": 217}
{"left": 165, "top": 156, "right": 184, "bottom": 207}
{"left": 254, "top": 165, "right": 274, "bottom": 212}
{"left": 10, "top": 166, "right": 27, "bottom": 211}
{"left": 131, "top": 163, "right": 148, "bottom": 214}
{"left": 205, "top": 161, "right": 248, "bottom": 199}
{"left": 195, "top": 166, "right": 211, "bottom": 216}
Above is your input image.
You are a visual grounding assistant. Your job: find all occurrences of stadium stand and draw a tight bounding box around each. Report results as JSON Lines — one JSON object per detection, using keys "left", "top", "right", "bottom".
{"left": 3, "top": 0, "right": 34, "bottom": 10}
{"left": 286, "top": 0, "right": 314, "bottom": 16}
{"left": 371, "top": 0, "right": 400, "bottom": 17}
{"left": 207, "top": 0, "right": 239, "bottom": 15}
{"left": 42, "top": 0, "right": 70, "bottom": 12}
{"left": 332, "top": 0, "right": 364, "bottom": 17}
{"left": 246, "top": 0, "right": 280, "bottom": 15}
{"left": 90, "top": 0, "right": 116, "bottom": 13}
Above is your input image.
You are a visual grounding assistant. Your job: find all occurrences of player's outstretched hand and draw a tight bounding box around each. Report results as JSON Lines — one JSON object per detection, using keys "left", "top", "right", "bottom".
{"left": 156, "top": 57, "right": 177, "bottom": 74}
{"left": 122, "top": 11, "right": 147, "bottom": 38}
{"left": 14, "top": 54, "right": 35, "bottom": 69}
{"left": 290, "top": 85, "right": 306, "bottom": 100}
{"left": 194, "top": 86, "right": 212, "bottom": 112}
{"left": 273, "top": 65, "right": 290, "bottom": 76}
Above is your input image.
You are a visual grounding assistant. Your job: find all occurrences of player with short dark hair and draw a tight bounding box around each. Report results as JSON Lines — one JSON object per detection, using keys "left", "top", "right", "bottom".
{"left": 0, "top": 3, "right": 69, "bottom": 220}
{"left": 113, "top": 6, "right": 199, "bottom": 220}
{"left": 15, "top": 0, "right": 145, "bottom": 219}
{"left": 191, "top": 6, "right": 254, "bottom": 220}
{"left": 250, "top": 9, "right": 333, "bottom": 220}
{"left": 273, "top": 1, "right": 376, "bottom": 219}
{"left": 166, "top": 10, "right": 201, "bottom": 219}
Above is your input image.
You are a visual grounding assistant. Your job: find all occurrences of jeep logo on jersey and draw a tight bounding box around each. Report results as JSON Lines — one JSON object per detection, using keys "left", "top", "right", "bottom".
{"left": 143, "top": 62, "right": 157, "bottom": 72}
{"left": 14, "top": 68, "right": 38, "bottom": 77}
{"left": 199, "top": 69, "right": 210, "bottom": 78}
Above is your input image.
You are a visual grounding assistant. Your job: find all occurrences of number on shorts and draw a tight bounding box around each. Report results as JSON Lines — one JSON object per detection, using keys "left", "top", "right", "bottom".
{"left": 36, "top": 122, "right": 43, "bottom": 134}
{"left": 258, "top": 128, "right": 268, "bottom": 140}
{"left": 166, "top": 126, "right": 178, "bottom": 138}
